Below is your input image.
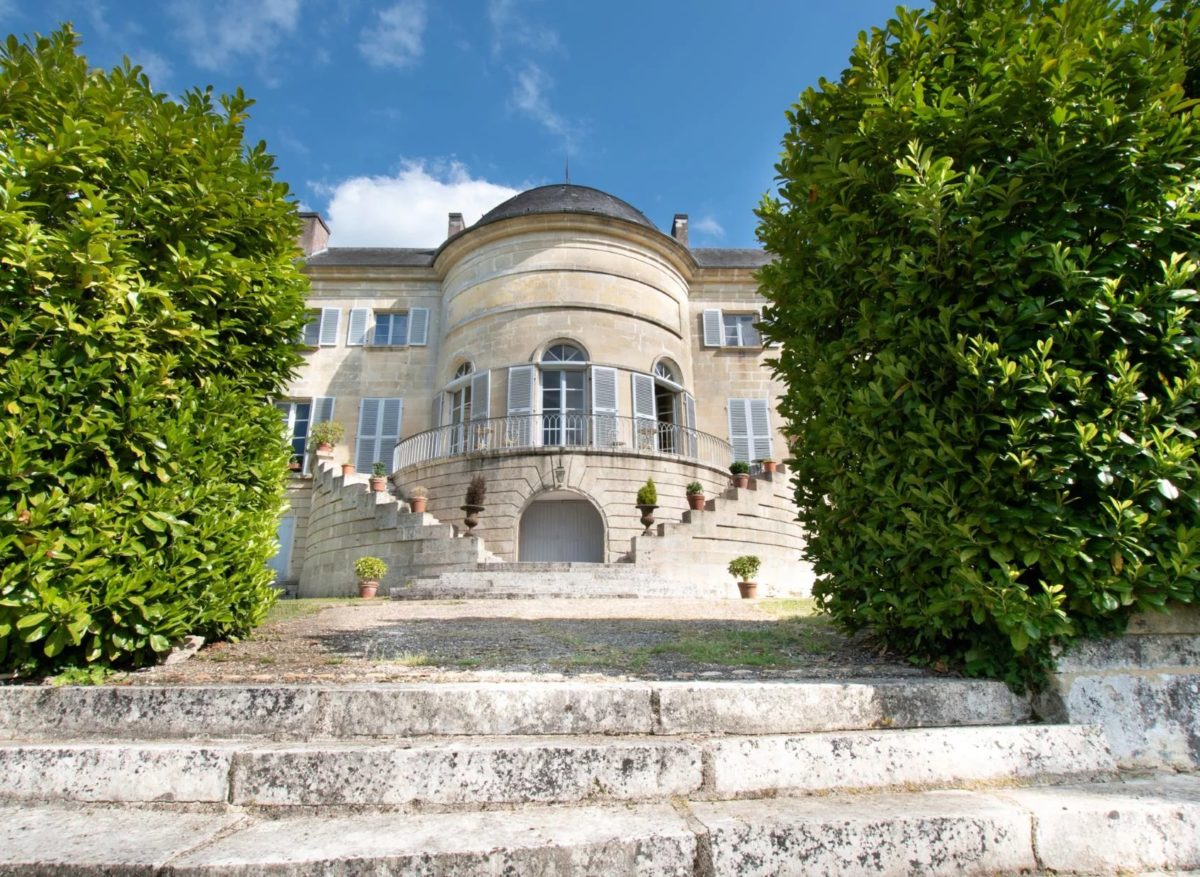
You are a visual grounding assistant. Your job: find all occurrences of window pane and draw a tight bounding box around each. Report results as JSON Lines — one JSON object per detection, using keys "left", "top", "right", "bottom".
{"left": 302, "top": 314, "right": 321, "bottom": 346}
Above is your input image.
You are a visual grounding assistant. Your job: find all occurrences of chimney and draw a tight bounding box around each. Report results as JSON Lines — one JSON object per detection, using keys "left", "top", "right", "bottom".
{"left": 447, "top": 212, "right": 466, "bottom": 239}
{"left": 671, "top": 214, "right": 689, "bottom": 247}
{"left": 298, "top": 212, "right": 330, "bottom": 256}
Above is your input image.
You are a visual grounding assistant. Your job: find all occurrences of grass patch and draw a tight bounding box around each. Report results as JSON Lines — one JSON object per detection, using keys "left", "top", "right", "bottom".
{"left": 50, "top": 664, "right": 118, "bottom": 686}
{"left": 386, "top": 652, "right": 430, "bottom": 667}
{"left": 646, "top": 617, "right": 837, "bottom": 668}
{"left": 758, "top": 597, "right": 820, "bottom": 619}
{"left": 262, "top": 597, "right": 359, "bottom": 627}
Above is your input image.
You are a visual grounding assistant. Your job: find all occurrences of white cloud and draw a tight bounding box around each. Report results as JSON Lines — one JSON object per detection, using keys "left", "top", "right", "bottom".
{"left": 359, "top": 0, "right": 426, "bottom": 70}
{"left": 511, "top": 62, "right": 570, "bottom": 141}
{"left": 693, "top": 216, "right": 725, "bottom": 241}
{"left": 487, "top": 0, "right": 560, "bottom": 56}
{"left": 169, "top": 0, "right": 301, "bottom": 72}
{"left": 133, "top": 50, "right": 172, "bottom": 91}
{"left": 316, "top": 161, "right": 520, "bottom": 247}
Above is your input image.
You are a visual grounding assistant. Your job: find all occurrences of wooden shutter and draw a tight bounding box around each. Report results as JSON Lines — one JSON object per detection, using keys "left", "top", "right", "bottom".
{"left": 632, "top": 373, "right": 656, "bottom": 451}
{"left": 318, "top": 308, "right": 340, "bottom": 346}
{"left": 470, "top": 370, "right": 491, "bottom": 421}
{"left": 749, "top": 399, "right": 773, "bottom": 461}
{"left": 346, "top": 308, "right": 369, "bottom": 346}
{"left": 683, "top": 392, "right": 697, "bottom": 457}
{"left": 702, "top": 309, "right": 723, "bottom": 347}
{"left": 506, "top": 365, "right": 536, "bottom": 446}
{"left": 427, "top": 392, "right": 443, "bottom": 460}
{"left": 591, "top": 366, "right": 618, "bottom": 447}
{"left": 355, "top": 397, "right": 404, "bottom": 471}
{"left": 728, "top": 399, "right": 752, "bottom": 463}
{"left": 409, "top": 308, "right": 429, "bottom": 345}
{"left": 313, "top": 397, "right": 336, "bottom": 424}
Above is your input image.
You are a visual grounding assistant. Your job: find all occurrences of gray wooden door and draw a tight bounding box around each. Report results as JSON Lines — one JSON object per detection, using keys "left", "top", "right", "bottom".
{"left": 519, "top": 500, "right": 604, "bottom": 562}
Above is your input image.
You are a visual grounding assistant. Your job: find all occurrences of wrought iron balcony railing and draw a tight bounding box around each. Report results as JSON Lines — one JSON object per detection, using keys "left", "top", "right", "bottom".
{"left": 393, "top": 413, "right": 733, "bottom": 472}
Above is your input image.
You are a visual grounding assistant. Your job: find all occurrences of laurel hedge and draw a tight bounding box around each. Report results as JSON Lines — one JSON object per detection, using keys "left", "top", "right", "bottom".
{"left": 756, "top": 0, "right": 1200, "bottom": 688}
{"left": 0, "top": 28, "right": 309, "bottom": 673}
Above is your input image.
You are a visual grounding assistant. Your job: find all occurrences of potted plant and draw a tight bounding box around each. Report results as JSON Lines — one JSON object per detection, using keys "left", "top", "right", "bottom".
{"left": 369, "top": 461, "right": 389, "bottom": 493}
{"left": 341, "top": 462, "right": 355, "bottom": 477}
{"left": 635, "top": 478, "right": 658, "bottom": 535}
{"left": 354, "top": 556, "right": 387, "bottom": 598}
{"left": 728, "top": 555, "right": 761, "bottom": 599}
{"left": 759, "top": 458, "right": 777, "bottom": 475}
{"left": 309, "top": 420, "right": 344, "bottom": 453}
{"left": 462, "top": 475, "right": 486, "bottom": 533}
{"left": 730, "top": 460, "right": 751, "bottom": 489}
{"left": 686, "top": 481, "right": 706, "bottom": 512}
{"left": 408, "top": 485, "right": 429, "bottom": 514}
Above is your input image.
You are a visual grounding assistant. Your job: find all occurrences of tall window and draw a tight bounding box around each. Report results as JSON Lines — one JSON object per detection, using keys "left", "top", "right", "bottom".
{"left": 449, "top": 362, "right": 473, "bottom": 454}
{"left": 277, "top": 401, "right": 311, "bottom": 466}
{"left": 372, "top": 312, "right": 409, "bottom": 346}
{"left": 652, "top": 360, "right": 681, "bottom": 453}
{"left": 541, "top": 343, "right": 587, "bottom": 446}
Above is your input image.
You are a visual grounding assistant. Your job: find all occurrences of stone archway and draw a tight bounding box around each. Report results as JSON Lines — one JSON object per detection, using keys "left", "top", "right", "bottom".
{"left": 518, "top": 491, "right": 605, "bottom": 562}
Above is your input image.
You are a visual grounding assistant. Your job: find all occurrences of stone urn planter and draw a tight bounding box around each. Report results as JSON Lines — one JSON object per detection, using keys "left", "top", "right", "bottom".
{"left": 461, "top": 504, "right": 484, "bottom": 534}
{"left": 636, "top": 503, "right": 658, "bottom": 535}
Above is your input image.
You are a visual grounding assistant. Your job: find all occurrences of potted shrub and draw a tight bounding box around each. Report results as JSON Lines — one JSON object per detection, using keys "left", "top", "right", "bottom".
{"left": 759, "top": 458, "right": 777, "bottom": 475}
{"left": 728, "top": 555, "right": 761, "bottom": 599}
{"left": 635, "top": 478, "right": 658, "bottom": 534}
{"left": 354, "top": 556, "right": 388, "bottom": 598}
{"left": 730, "top": 460, "right": 751, "bottom": 489}
{"left": 462, "top": 475, "right": 486, "bottom": 533}
{"left": 408, "top": 485, "right": 429, "bottom": 514}
{"left": 370, "top": 461, "right": 389, "bottom": 493}
{"left": 686, "top": 481, "right": 706, "bottom": 512}
{"left": 309, "top": 420, "right": 344, "bottom": 453}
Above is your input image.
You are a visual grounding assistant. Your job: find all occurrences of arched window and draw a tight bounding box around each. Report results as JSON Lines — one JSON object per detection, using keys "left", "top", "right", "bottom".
{"left": 454, "top": 361, "right": 474, "bottom": 380}
{"left": 540, "top": 343, "right": 588, "bottom": 445}
{"left": 653, "top": 359, "right": 679, "bottom": 385}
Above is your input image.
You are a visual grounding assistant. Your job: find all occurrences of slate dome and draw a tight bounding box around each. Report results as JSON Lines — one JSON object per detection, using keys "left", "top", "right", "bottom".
{"left": 475, "top": 184, "right": 657, "bottom": 232}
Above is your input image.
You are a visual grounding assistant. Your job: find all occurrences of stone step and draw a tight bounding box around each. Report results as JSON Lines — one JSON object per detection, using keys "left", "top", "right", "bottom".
{"left": 2, "top": 775, "right": 1197, "bottom": 875}
{"left": 0, "top": 680, "right": 1032, "bottom": 741}
{"left": 391, "top": 568, "right": 736, "bottom": 599}
{"left": 0, "top": 724, "right": 1113, "bottom": 808}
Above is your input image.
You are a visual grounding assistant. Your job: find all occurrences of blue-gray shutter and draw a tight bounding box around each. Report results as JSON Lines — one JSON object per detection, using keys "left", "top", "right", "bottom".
{"left": 318, "top": 308, "right": 340, "bottom": 346}
{"left": 506, "top": 365, "right": 535, "bottom": 446}
{"left": 702, "top": 309, "right": 723, "bottom": 347}
{"left": 409, "top": 307, "right": 429, "bottom": 346}
{"left": 749, "top": 398, "right": 772, "bottom": 461}
{"left": 356, "top": 397, "right": 404, "bottom": 472}
{"left": 591, "top": 366, "right": 618, "bottom": 447}
{"left": 683, "top": 392, "right": 697, "bottom": 457}
{"left": 313, "top": 397, "right": 335, "bottom": 423}
{"left": 346, "top": 308, "right": 369, "bottom": 346}
{"left": 470, "top": 370, "right": 490, "bottom": 421}
{"left": 728, "top": 399, "right": 752, "bottom": 463}
{"left": 632, "top": 373, "right": 656, "bottom": 451}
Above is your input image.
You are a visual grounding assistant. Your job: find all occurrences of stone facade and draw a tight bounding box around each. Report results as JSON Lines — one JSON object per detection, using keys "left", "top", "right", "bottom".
{"left": 274, "top": 184, "right": 811, "bottom": 596}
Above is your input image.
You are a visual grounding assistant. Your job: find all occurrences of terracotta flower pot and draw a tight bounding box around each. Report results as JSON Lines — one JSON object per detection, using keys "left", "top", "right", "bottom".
{"left": 762, "top": 460, "right": 777, "bottom": 474}
{"left": 358, "top": 580, "right": 379, "bottom": 598}
{"left": 687, "top": 493, "right": 706, "bottom": 511}
{"left": 341, "top": 464, "right": 355, "bottom": 476}
{"left": 738, "top": 581, "right": 758, "bottom": 599}
{"left": 732, "top": 473, "right": 750, "bottom": 489}
{"left": 317, "top": 442, "right": 333, "bottom": 453}
{"left": 410, "top": 496, "right": 427, "bottom": 514}
{"left": 370, "top": 476, "right": 387, "bottom": 493}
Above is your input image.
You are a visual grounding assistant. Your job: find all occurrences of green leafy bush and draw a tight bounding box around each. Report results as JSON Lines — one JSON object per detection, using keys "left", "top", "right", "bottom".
{"left": 728, "top": 555, "right": 762, "bottom": 582}
{"left": 756, "top": 0, "right": 1200, "bottom": 688}
{"left": 0, "top": 29, "right": 308, "bottom": 674}
{"left": 354, "top": 557, "right": 388, "bottom": 582}
{"left": 686, "top": 481, "right": 704, "bottom": 496}
{"left": 636, "top": 478, "right": 657, "bottom": 506}
{"left": 309, "top": 421, "right": 344, "bottom": 448}
{"left": 729, "top": 462, "right": 751, "bottom": 476}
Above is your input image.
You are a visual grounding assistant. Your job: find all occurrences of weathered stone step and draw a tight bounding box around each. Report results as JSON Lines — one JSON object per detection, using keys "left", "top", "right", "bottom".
{"left": 0, "top": 724, "right": 1113, "bottom": 808}
{"left": 392, "top": 569, "right": 746, "bottom": 600}
{"left": 0, "top": 680, "right": 1031, "bottom": 741}
{"left": 2, "top": 775, "right": 1197, "bottom": 875}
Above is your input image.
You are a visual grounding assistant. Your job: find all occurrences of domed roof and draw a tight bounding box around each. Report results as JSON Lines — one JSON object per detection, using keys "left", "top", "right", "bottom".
{"left": 475, "top": 184, "right": 657, "bottom": 232}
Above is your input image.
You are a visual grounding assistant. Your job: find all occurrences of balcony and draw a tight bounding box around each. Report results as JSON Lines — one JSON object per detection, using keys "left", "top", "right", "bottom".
{"left": 393, "top": 413, "right": 733, "bottom": 472}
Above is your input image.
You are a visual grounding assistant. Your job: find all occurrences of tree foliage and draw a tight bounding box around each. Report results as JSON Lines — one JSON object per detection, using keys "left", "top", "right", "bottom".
{"left": 757, "top": 0, "right": 1200, "bottom": 687}
{"left": 0, "top": 28, "right": 309, "bottom": 673}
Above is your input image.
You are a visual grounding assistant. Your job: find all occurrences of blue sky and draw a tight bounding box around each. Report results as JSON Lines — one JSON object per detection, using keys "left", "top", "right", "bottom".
{"left": 4, "top": 1, "right": 905, "bottom": 248}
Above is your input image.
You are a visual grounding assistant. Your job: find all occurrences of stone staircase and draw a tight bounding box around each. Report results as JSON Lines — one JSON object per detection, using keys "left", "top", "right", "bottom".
{"left": 1, "top": 678, "right": 1197, "bottom": 874}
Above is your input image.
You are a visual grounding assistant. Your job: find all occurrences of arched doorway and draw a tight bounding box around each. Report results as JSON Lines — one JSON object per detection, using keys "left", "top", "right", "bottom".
{"left": 518, "top": 491, "right": 605, "bottom": 562}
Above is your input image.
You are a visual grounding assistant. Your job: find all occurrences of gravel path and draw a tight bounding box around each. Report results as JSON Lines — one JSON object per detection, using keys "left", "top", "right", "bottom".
{"left": 130, "top": 598, "right": 938, "bottom": 685}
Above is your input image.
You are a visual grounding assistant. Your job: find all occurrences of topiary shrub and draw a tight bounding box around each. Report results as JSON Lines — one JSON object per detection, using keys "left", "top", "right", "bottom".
{"left": 756, "top": 0, "right": 1200, "bottom": 689}
{"left": 728, "top": 555, "right": 762, "bottom": 583}
{"left": 309, "top": 421, "right": 344, "bottom": 448}
{"left": 354, "top": 556, "right": 388, "bottom": 582}
{"left": 636, "top": 478, "right": 657, "bottom": 506}
{"left": 686, "top": 481, "right": 704, "bottom": 496}
{"left": 465, "top": 475, "right": 487, "bottom": 507}
{"left": 0, "top": 29, "right": 309, "bottom": 675}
